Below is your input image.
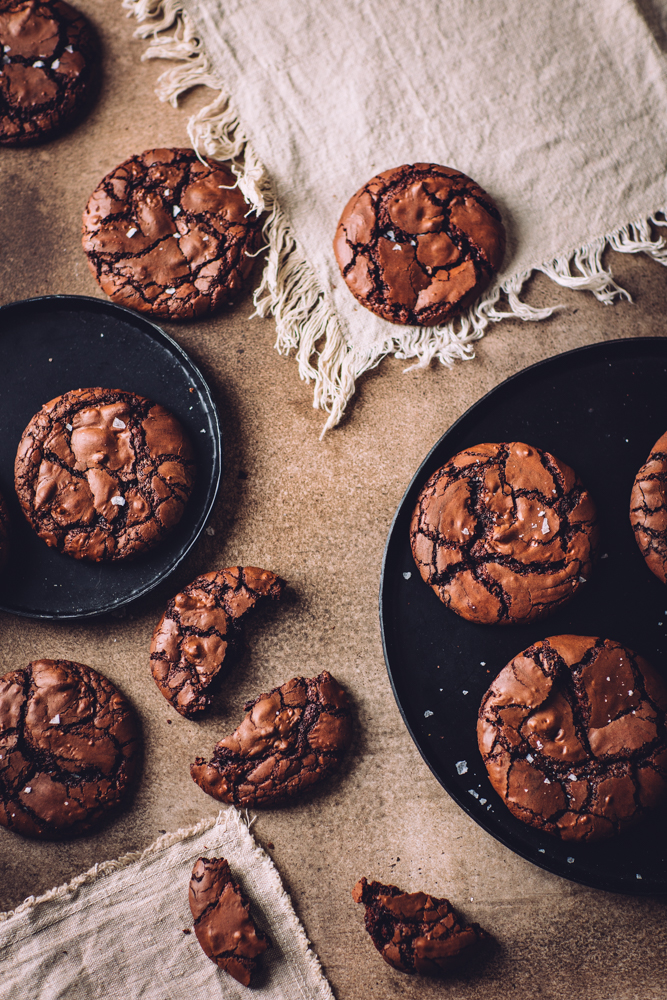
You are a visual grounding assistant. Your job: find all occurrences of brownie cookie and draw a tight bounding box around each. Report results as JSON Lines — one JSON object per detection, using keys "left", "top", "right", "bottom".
{"left": 0, "top": 658, "right": 140, "bottom": 839}
{"left": 333, "top": 163, "right": 505, "bottom": 327}
{"left": 15, "top": 387, "right": 196, "bottom": 562}
{"left": 0, "top": 490, "right": 9, "bottom": 571}
{"left": 189, "top": 857, "right": 270, "bottom": 986}
{"left": 150, "top": 567, "right": 285, "bottom": 717}
{"left": 352, "top": 878, "right": 489, "bottom": 976}
{"left": 410, "top": 442, "right": 598, "bottom": 625}
{"left": 191, "top": 670, "right": 352, "bottom": 807}
{"left": 82, "top": 148, "right": 263, "bottom": 320}
{"left": 477, "top": 636, "right": 667, "bottom": 841}
{"left": 0, "top": 0, "right": 98, "bottom": 146}
{"left": 630, "top": 431, "right": 667, "bottom": 583}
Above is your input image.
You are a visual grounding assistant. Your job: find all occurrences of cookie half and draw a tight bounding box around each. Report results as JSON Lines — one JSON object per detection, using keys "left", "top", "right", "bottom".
{"left": 477, "top": 635, "right": 667, "bottom": 841}
{"left": 0, "top": 0, "right": 99, "bottom": 146}
{"left": 150, "top": 567, "right": 285, "bottom": 717}
{"left": 630, "top": 430, "right": 667, "bottom": 583}
{"left": 334, "top": 162, "right": 505, "bottom": 326}
{"left": 410, "top": 442, "right": 598, "bottom": 624}
{"left": 352, "top": 877, "right": 489, "bottom": 976}
{"left": 14, "top": 387, "right": 196, "bottom": 562}
{"left": 82, "top": 148, "right": 263, "bottom": 320}
{"left": 189, "top": 857, "right": 270, "bottom": 986}
{"left": 0, "top": 658, "right": 140, "bottom": 838}
{"left": 191, "top": 670, "right": 352, "bottom": 807}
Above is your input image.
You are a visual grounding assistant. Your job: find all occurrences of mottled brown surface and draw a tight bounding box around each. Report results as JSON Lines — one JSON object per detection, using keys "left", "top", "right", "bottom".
{"left": 333, "top": 163, "right": 505, "bottom": 326}
{"left": 82, "top": 148, "right": 262, "bottom": 319}
{"left": 352, "top": 876, "right": 489, "bottom": 976}
{"left": 14, "top": 387, "right": 196, "bottom": 561}
{"left": 150, "top": 566, "right": 285, "bottom": 717}
{"left": 189, "top": 855, "right": 270, "bottom": 986}
{"left": 410, "top": 442, "right": 598, "bottom": 624}
{"left": 191, "top": 670, "right": 352, "bottom": 806}
{"left": 478, "top": 636, "right": 667, "bottom": 840}
{"left": 0, "top": 658, "right": 140, "bottom": 838}
{"left": 630, "top": 429, "right": 667, "bottom": 583}
{"left": 0, "top": 0, "right": 98, "bottom": 145}
{"left": 2, "top": 3, "right": 667, "bottom": 999}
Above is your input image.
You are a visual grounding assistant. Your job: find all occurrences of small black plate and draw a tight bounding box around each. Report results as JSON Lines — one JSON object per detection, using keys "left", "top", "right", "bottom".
{"left": 380, "top": 337, "right": 667, "bottom": 895}
{"left": 0, "top": 295, "right": 222, "bottom": 619}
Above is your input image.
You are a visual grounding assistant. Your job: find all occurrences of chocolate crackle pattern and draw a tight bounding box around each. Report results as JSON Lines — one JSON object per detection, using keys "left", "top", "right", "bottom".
{"left": 0, "top": 0, "right": 99, "bottom": 146}
{"left": 630, "top": 430, "right": 667, "bottom": 583}
{"left": 0, "top": 658, "right": 140, "bottom": 839}
{"left": 150, "top": 567, "right": 285, "bottom": 717}
{"left": 191, "top": 670, "right": 352, "bottom": 807}
{"left": 333, "top": 162, "right": 505, "bottom": 326}
{"left": 82, "top": 148, "right": 263, "bottom": 320}
{"left": 352, "top": 877, "right": 489, "bottom": 976}
{"left": 189, "top": 856, "right": 270, "bottom": 986}
{"left": 477, "top": 635, "right": 667, "bottom": 841}
{"left": 410, "top": 442, "right": 598, "bottom": 624}
{"left": 14, "top": 387, "right": 196, "bottom": 562}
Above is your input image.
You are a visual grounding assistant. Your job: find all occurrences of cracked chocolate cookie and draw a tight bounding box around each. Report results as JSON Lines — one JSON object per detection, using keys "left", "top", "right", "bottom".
{"left": 82, "top": 148, "right": 263, "bottom": 320}
{"left": 0, "top": 658, "right": 140, "bottom": 839}
{"left": 410, "top": 442, "right": 598, "bottom": 625}
{"left": 333, "top": 163, "right": 505, "bottom": 326}
{"left": 478, "top": 635, "right": 667, "bottom": 841}
{"left": 191, "top": 670, "right": 352, "bottom": 807}
{"left": 189, "top": 857, "right": 270, "bottom": 986}
{"left": 352, "top": 877, "right": 489, "bottom": 976}
{"left": 150, "top": 567, "right": 285, "bottom": 717}
{"left": 630, "top": 430, "right": 667, "bottom": 583}
{"left": 0, "top": 490, "right": 9, "bottom": 571}
{"left": 0, "top": 0, "right": 99, "bottom": 146}
{"left": 14, "top": 387, "right": 196, "bottom": 562}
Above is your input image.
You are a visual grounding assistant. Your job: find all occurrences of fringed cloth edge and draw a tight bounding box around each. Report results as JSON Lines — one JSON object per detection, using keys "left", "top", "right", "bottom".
{"left": 121, "top": 0, "right": 667, "bottom": 436}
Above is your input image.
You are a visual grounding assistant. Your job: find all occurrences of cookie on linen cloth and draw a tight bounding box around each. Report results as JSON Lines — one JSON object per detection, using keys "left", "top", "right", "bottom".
{"left": 477, "top": 635, "right": 667, "bottom": 841}
{"left": 410, "top": 441, "right": 598, "bottom": 625}
{"left": 630, "top": 430, "right": 667, "bottom": 583}
{"left": 333, "top": 162, "right": 505, "bottom": 326}
{"left": 0, "top": 0, "right": 99, "bottom": 146}
{"left": 82, "top": 148, "right": 263, "bottom": 320}
{"left": 14, "top": 387, "right": 195, "bottom": 562}
{"left": 191, "top": 670, "right": 352, "bottom": 807}
{"left": 150, "top": 566, "right": 285, "bottom": 718}
{"left": 0, "top": 658, "right": 140, "bottom": 838}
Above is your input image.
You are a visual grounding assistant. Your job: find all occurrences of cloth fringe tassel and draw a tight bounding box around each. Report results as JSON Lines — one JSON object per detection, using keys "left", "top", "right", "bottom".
{"left": 122, "top": 0, "right": 667, "bottom": 435}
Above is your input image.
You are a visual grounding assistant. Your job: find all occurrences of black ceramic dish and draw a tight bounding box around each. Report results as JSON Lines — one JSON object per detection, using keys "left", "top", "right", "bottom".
{"left": 0, "top": 295, "right": 222, "bottom": 619}
{"left": 380, "top": 337, "right": 667, "bottom": 895}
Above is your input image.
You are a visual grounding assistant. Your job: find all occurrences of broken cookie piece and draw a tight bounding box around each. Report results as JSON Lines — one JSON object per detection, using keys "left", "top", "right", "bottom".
{"left": 352, "top": 877, "right": 489, "bottom": 976}
{"left": 630, "top": 430, "right": 667, "bottom": 583}
{"left": 150, "top": 567, "right": 285, "bottom": 717}
{"left": 189, "top": 857, "right": 270, "bottom": 986}
{"left": 191, "top": 670, "right": 352, "bottom": 806}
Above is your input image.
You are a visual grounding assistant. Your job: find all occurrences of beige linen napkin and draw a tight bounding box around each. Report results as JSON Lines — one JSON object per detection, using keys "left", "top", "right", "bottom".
{"left": 0, "top": 809, "right": 335, "bottom": 1000}
{"left": 125, "top": 0, "right": 667, "bottom": 430}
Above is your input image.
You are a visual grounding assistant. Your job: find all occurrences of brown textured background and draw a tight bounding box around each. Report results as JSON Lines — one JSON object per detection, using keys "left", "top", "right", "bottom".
{"left": 1, "top": 3, "right": 667, "bottom": 997}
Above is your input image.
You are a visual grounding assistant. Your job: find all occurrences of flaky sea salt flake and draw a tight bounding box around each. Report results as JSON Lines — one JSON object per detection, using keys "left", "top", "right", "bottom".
{"left": 455, "top": 760, "right": 468, "bottom": 775}
{"left": 111, "top": 496, "right": 126, "bottom": 506}
{"left": 112, "top": 417, "right": 126, "bottom": 429}
{"left": 126, "top": 227, "right": 138, "bottom": 237}
{"left": 49, "top": 714, "right": 60, "bottom": 725}
{"left": 424, "top": 709, "right": 433, "bottom": 718}
{"left": 172, "top": 206, "right": 181, "bottom": 217}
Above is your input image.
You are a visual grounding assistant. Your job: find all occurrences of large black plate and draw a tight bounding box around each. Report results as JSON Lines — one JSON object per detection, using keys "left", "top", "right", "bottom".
{"left": 0, "top": 296, "right": 222, "bottom": 619}
{"left": 381, "top": 337, "right": 667, "bottom": 895}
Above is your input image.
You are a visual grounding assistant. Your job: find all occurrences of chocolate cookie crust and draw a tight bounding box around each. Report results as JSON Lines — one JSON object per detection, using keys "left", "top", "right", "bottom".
{"left": 191, "top": 670, "right": 352, "bottom": 807}
{"left": 0, "top": 659, "right": 140, "bottom": 839}
{"left": 477, "top": 636, "right": 667, "bottom": 841}
{"left": 410, "top": 442, "right": 598, "bottom": 625}
{"left": 82, "top": 148, "right": 263, "bottom": 320}
{"left": 15, "top": 387, "right": 196, "bottom": 562}
{"left": 189, "top": 857, "right": 270, "bottom": 986}
{"left": 333, "top": 163, "right": 505, "bottom": 326}
{"left": 150, "top": 567, "right": 285, "bottom": 717}
{"left": 630, "top": 430, "right": 667, "bottom": 583}
{"left": 0, "top": 0, "right": 98, "bottom": 146}
{"left": 352, "top": 878, "right": 489, "bottom": 976}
